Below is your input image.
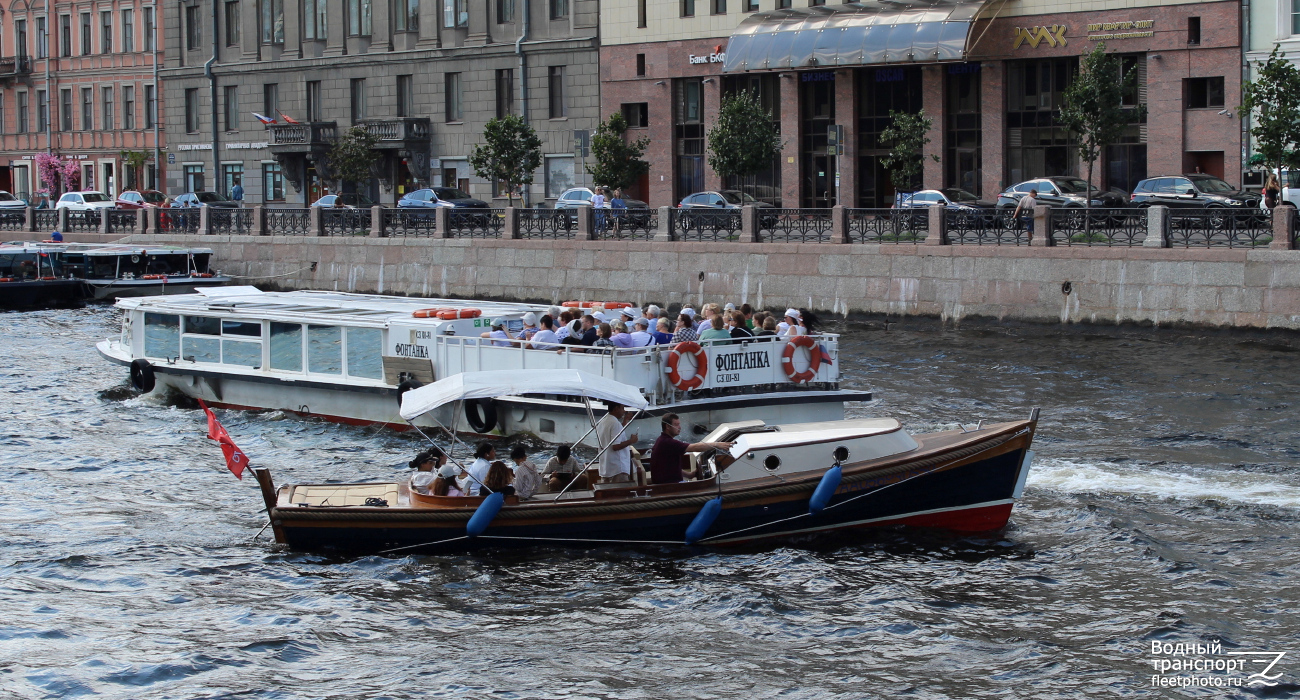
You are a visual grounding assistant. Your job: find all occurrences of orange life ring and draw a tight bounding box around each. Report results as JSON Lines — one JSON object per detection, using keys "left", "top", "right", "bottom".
{"left": 412, "top": 307, "right": 454, "bottom": 318}
{"left": 781, "top": 335, "right": 822, "bottom": 384}
{"left": 561, "top": 301, "right": 584, "bottom": 308}
{"left": 0, "top": 278, "right": 13, "bottom": 282}
{"left": 599, "top": 302, "right": 632, "bottom": 309}
{"left": 194, "top": 272, "right": 214, "bottom": 278}
{"left": 436, "top": 310, "right": 459, "bottom": 320}
{"left": 143, "top": 274, "right": 167, "bottom": 280}
{"left": 458, "top": 308, "right": 481, "bottom": 318}
{"left": 666, "top": 341, "right": 708, "bottom": 391}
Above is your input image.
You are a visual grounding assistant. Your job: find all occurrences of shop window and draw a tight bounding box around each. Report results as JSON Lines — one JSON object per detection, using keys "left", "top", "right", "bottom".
{"left": 1005, "top": 58, "right": 1079, "bottom": 184}
{"left": 546, "top": 156, "right": 574, "bottom": 198}
{"left": 1185, "top": 77, "right": 1224, "bottom": 109}
{"left": 674, "top": 78, "right": 705, "bottom": 201}
{"left": 944, "top": 63, "right": 982, "bottom": 196}
{"left": 263, "top": 163, "right": 284, "bottom": 201}
{"left": 721, "top": 74, "right": 781, "bottom": 205}
{"left": 622, "top": 102, "right": 649, "bottom": 128}
{"left": 857, "top": 66, "right": 922, "bottom": 206}
{"left": 1187, "top": 17, "right": 1200, "bottom": 45}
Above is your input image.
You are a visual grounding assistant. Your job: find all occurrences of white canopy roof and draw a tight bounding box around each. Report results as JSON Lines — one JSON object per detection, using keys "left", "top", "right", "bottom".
{"left": 728, "top": 419, "right": 901, "bottom": 459}
{"left": 400, "top": 370, "right": 649, "bottom": 420}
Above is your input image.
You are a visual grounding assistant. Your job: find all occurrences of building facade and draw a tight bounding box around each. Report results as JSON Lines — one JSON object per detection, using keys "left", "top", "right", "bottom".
{"left": 160, "top": 0, "right": 601, "bottom": 206}
{"left": 601, "top": 0, "right": 1244, "bottom": 208}
{"left": 0, "top": 0, "right": 164, "bottom": 200}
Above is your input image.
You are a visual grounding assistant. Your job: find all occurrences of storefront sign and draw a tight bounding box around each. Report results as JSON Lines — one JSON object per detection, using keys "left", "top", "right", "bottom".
{"left": 1086, "top": 20, "right": 1154, "bottom": 41}
{"left": 689, "top": 48, "right": 726, "bottom": 64}
{"left": 1012, "top": 25, "right": 1068, "bottom": 49}
{"left": 224, "top": 142, "right": 269, "bottom": 150}
{"left": 802, "top": 71, "right": 835, "bottom": 82}
{"left": 178, "top": 144, "right": 213, "bottom": 151}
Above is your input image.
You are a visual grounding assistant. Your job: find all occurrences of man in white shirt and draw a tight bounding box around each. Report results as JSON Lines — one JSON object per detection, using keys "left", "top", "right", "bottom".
{"left": 629, "top": 318, "right": 654, "bottom": 347}
{"left": 461, "top": 442, "right": 496, "bottom": 496}
{"left": 596, "top": 402, "right": 638, "bottom": 483}
{"left": 530, "top": 315, "right": 560, "bottom": 348}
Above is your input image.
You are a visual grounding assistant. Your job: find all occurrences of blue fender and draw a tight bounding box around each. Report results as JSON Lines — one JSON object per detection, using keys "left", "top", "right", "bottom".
{"left": 684, "top": 497, "right": 723, "bottom": 545}
{"left": 808, "top": 465, "right": 842, "bottom": 515}
{"left": 466, "top": 491, "right": 505, "bottom": 538}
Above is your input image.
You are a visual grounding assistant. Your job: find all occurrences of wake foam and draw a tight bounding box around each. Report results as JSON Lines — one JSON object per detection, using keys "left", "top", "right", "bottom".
{"left": 1027, "top": 459, "right": 1300, "bottom": 509}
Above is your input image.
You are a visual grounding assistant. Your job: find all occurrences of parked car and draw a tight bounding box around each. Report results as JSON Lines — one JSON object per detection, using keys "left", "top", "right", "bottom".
{"left": 172, "top": 192, "right": 239, "bottom": 208}
{"left": 397, "top": 187, "right": 488, "bottom": 211}
{"left": 898, "top": 188, "right": 1000, "bottom": 228}
{"left": 115, "top": 190, "right": 170, "bottom": 209}
{"left": 312, "top": 193, "right": 379, "bottom": 209}
{"left": 1129, "top": 175, "right": 1261, "bottom": 210}
{"left": 554, "top": 187, "right": 651, "bottom": 227}
{"left": 0, "top": 191, "right": 26, "bottom": 224}
{"left": 55, "top": 191, "right": 116, "bottom": 211}
{"left": 996, "top": 177, "right": 1128, "bottom": 211}
{"left": 678, "top": 189, "right": 775, "bottom": 229}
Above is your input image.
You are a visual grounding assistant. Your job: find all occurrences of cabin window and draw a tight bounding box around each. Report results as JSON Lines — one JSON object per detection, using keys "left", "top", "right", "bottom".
{"left": 184, "top": 316, "right": 221, "bottom": 335}
{"left": 345, "top": 327, "right": 383, "bottom": 379}
{"left": 182, "top": 336, "right": 221, "bottom": 363}
{"left": 143, "top": 313, "right": 179, "bottom": 358}
{"left": 270, "top": 322, "right": 303, "bottom": 372}
{"left": 308, "top": 325, "right": 343, "bottom": 374}
{"left": 222, "top": 320, "right": 262, "bottom": 337}
{"left": 222, "top": 340, "right": 262, "bottom": 368}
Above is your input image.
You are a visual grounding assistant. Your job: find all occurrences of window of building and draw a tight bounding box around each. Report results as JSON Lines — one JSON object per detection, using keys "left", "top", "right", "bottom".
{"left": 222, "top": 163, "right": 243, "bottom": 198}
{"left": 444, "top": 0, "right": 468, "bottom": 27}
{"left": 224, "top": 2, "right": 239, "bottom": 45}
{"left": 1294, "top": 0, "right": 1300, "bottom": 35}
{"left": 777, "top": 0, "right": 790, "bottom": 8}
{"left": 636, "top": 54, "right": 646, "bottom": 76}
{"left": 102, "top": 86, "right": 114, "bottom": 129}
{"left": 60, "top": 89, "right": 72, "bottom": 131}
{"left": 681, "top": 0, "right": 694, "bottom": 17}
{"left": 545, "top": 156, "right": 574, "bottom": 198}
{"left": 855, "top": 67, "right": 920, "bottom": 205}
{"left": 122, "top": 9, "right": 134, "bottom": 51}
{"left": 350, "top": 78, "right": 366, "bottom": 122}
{"left": 674, "top": 78, "right": 705, "bottom": 200}
{"left": 36, "top": 90, "right": 48, "bottom": 132}
{"left": 81, "top": 87, "right": 92, "bottom": 129}
{"left": 100, "top": 11, "right": 112, "bottom": 53}
{"left": 396, "top": 74, "right": 413, "bottom": 117}
{"left": 622, "top": 102, "right": 649, "bottom": 128}
{"left": 186, "top": 6, "right": 200, "bottom": 50}
{"left": 800, "top": 73, "right": 835, "bottom": 207}
{"left": 60, "top": 15, "right": 71, "bottom": 57}
{"left": 396, "top": 0, "right": 419, "bottom": 30}
{"left": 306, "top": 80, "right": 322, "bottom": 120}
{"left": 713, "top": 0, "right": 726, "bottom": 14}
{"left": 744, "top": 0, "right": 757, "bottom": 10}
{"left": 304, "top": 0, "right": 326, "bottom": 39}
{"left": 348, "top": 0, "right": 372, "bottom": 36}
{"left": 224, "top": 85, "right": 238, "bottom": 130}
{"left": 1005, "top": 58, "right": 1078, "bottom": 184}
{"left": 809, "top": 0, "right": 823, "bottom": 6}
{"left": 16, "top": 20, "right": 28, "bottom": 58}
{"left": 548, "top": 66, "right": 565, "bottom": 119}
{"left": 1188, "top": 16, "right": 1200, "bottom": 45}
{"left": 185, "top": 88, "right": 200, "bottom": 132}
{"left": 496, "top": 68, "right": 514, "bottom": 118}
{"left": 550, "top": 0, "right": 568, "bottom": 19}
{"left": 944, "top": 63, "right": 981, "bottom": 196}
{"left": 261, "top": 0, "right": 284, "bottom": 43}
{"left": 184, "top": 165, "right": 205, "bottom": 193}
{"left": 263, "top": 83, "right": 278, "bottom": 116}
{"left": 145, "top": 84, "right": 156, "bottom": 128}
{"left": 144, "top": 7, "right": 155, "bottom": 51}
{"left": 638, "top": 0, "right": 646, "bottom": 27}
{"left": 16, "top": 91, "right": 28, "bottom": 133}
{"left": 1185, "top": 77, "right": 1224, "bottom": 109}
{"left": 263, "top": 162, "right": 284, "bottom": 201}
{"left": 80, "top": 12, "right": 91, "bottom": 54}
{"left": 123, "top": 85, "right": 135, "bottom": 129}
{"left": 496, "top": 0, "right": 515, "bottom": 23}
{"left": 36, "top": 17, "right": 47, "bottom": 58}
{"left": 445, "top": 73, "right": 462, "bottom": 121}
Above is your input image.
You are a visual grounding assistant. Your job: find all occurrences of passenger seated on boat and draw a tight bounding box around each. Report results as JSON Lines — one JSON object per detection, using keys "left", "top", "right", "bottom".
{"left": 593, "top": 323, "right": 615, "bottom": 351}
{"left": 554, "top": 310, "right": 576, "bottom": 342}
{"left": 755, "top": 316, "right": 778, "bottom": 338}
{"left": 529, "top": 315, "right": 560, "bottom": 349}
{"left": 519, "top": 312, "right": 540, "bottom": 341}
{"left": 408, "top": 447, "right": 448, "bottom": 494}
{"left": 509, "top": 445, "right": 541, "bottom": 499}
{"left": 463, "top": 442, "right": 497, "bottom": 496}
{"left": 542, "top": 445, "right": 584, "bottom": 490}
{"left": 596, "top": 402, "right": 638, "bottom": 484}
{"left": 610, "top": 321, "right": 636, "bottom": 349}
{"left": 649, "top": 413, "right": 735, "bottom": 484}
{"left": 728, "top": 310, "right": 754, "bottom": 340}
{"left": 432, "top": 463, "right": 465, "bottom": 497}
{"left": 698, "top": 314, "right": 731, "bottom": 345}
{"left": 561, "top": 315, "right": 598, "bottom": 346}
{"left": 482, "top": 460, "right": 516, "bottom": 496}
{"left": 671, "top": 314, "right": 698, "bottom": 344}
{"left": 480, "top": 319, "right": 514, "bottom": 347}
{"left": 652, "top": 318, "right": 674, "bottom": 345}
{"left": 629, "top": 319, "right": 654, "bottom": 347}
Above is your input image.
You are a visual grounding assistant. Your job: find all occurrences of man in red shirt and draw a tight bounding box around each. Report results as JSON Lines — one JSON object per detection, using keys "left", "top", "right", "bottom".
{"left": 649, "top": 413, "right": 734, "bottom": 484}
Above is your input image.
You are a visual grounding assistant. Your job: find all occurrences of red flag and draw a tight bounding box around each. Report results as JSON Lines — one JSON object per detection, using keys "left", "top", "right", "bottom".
{"left": 277, "top": 110, "right": 301, "bottom": 125}
{"left": 197, "top": 399, "right": 247, "bottom": 479}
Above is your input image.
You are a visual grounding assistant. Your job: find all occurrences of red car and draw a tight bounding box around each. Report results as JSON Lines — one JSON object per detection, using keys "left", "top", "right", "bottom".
{"left": 115, "top": 190, "right": 171, "bottom": 209}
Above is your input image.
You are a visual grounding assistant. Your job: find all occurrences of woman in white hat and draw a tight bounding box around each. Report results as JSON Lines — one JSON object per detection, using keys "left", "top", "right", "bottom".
{"left": 780, "top": 308, "right": 806, "bottom": 336}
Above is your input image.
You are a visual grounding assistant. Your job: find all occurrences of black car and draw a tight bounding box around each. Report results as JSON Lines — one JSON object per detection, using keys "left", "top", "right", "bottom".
{"left": 996, "top": 177, "right": 1128, "bottom": 210}
{"left": 1129, "top": 175, "right": 1261, "bottom": 209}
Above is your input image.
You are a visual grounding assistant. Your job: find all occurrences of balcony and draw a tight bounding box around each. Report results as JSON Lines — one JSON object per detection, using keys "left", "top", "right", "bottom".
{"left": 267, "top": 121, "right": 338, "bottom": 153}
{"left": 0, "top": 56, "right": 33, "bottom": 85}
{"left": 360, "top": 118, "right": 431, "bottom": 148}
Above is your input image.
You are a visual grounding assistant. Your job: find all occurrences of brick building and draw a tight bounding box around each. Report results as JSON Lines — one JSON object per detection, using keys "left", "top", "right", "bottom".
{"left": 159, "top": 0, "right": 601, "bottom": 206}
{"left": 601, "top": 0, "right": 1243, "bottom": 208}
{"left": 0, "top": 0, "right": 164, "bottom": 200}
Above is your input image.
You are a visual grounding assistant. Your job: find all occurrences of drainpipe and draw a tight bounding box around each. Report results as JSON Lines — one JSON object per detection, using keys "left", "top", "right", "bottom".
{"left": 206, "top": 0, "right": 220, "bottom": 194}
{"left": 153, "top": 9, "right": 161, "bottom": 190}
{"left": 1240, "top": 0, "right": 1250, "bottom": 186}
{"left": 515, "top": 0, "right": 530, "bottom": 206}
{"left": 43, "top": 0, "right": 51, "bottom": 156}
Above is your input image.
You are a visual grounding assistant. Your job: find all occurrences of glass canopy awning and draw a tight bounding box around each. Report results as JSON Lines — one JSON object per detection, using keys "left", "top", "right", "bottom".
{"left": 722, "top": 1, "right": 993, "bottom": 72}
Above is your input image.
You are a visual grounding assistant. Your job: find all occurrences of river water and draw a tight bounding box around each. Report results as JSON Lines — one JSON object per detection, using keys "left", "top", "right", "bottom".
{"left": 2, "top": 307, "right": 1298, "bottom": 699}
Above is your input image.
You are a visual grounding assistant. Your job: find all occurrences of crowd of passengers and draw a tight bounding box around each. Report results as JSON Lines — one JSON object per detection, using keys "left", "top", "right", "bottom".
{"left": 407, "top": 408, "right": 735, "bottom": 500}
{"left": 479, "top": 302, "right": 822, "bottom": 351}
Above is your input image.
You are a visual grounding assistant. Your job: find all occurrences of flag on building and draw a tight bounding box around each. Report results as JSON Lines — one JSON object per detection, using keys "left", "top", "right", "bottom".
{"left": 198, "top": 399, "right": 249, "bottom": 480}
{"left": 277, "top": 111, "right": 301, "bottom": 125}
{"left": 252, "top": 112, "right": 277, "bottom": 125}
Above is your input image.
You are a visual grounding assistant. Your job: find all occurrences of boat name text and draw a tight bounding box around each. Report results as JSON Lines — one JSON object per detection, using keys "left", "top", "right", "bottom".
{"left": 393, "top": 343, "right": 429, "bottom": 359}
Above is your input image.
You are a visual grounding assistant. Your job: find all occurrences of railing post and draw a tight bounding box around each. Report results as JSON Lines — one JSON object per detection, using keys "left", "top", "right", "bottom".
{"left": 135, "top": 208, "right": 148, "bottom": 234}
{"left": 1270, "top": 205, "right": 1295, "bottom": 250}
{"left": 310, "top": 205, "right": 324, "bottom": 237}
{"left": 924, "top": 205, "right": 947, "bottom": 245}
{"left": 741, "top": 205, "right": 760, "bottom": 242}
{"left": 148, "top": 206, "right": 162, "bottom": 234}
{"left": 369, "top": 205, "right": 385, "bottom": 237}
{"left": 505, "top": 206, "right": 521, "bottom": 239}
{"left": 578, "top": 206, "right": 596, "bottom": 240}
{"left": 1143, "top": 205, "right": 1170, "bottom": 248}
{"left": 251, "top": 205, "right": 266, "bottom": 236}
{"left": 654, "top": 206, "right": 673, "bottom": 242}
{"left": 23, "top": 206, "right": 34, "bottom": 233}
{"left": 57, "top": 207, "right": 68, "bottom": 233}
{"left": 99, "top": 208, "right": 111, "bottom": 234}
{"left": 197, "top": 205, "right": 212, "bottom": 235}
{"left": 1029, "top": 205, "right": 1052, "bottom": 246}
{"left": 832, "top": 205, "right": 849, "bottom": 243}
{"left": 436, "top": 207, "right": 452, "bottom": 238}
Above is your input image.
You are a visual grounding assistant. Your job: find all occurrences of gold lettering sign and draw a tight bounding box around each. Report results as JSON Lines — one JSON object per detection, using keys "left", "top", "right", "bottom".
{"left": 1085, "top": 19, "right": 1155, "bottom": 41}
{"left": 1012, "top": 25, "right": 1068, "bottom": 49}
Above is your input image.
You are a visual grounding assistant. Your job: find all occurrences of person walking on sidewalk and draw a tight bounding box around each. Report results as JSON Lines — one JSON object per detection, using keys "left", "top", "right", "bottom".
{"left": 1012, "top": 188, "right": 1037, "bottom": 243}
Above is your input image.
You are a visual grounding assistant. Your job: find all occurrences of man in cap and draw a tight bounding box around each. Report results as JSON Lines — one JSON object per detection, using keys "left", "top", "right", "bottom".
{"left": 629, "top": 318, "right": 655, "bottom": 347}
{"left": 596, "top": 402, "right": 639, "bottom": 483}
{"left": 519, "top": 312, "right": 540, "bottom": 341}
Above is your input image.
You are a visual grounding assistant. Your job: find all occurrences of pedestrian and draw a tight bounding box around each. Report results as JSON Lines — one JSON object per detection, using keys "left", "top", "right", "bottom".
{"left": 48, "top": 229, "right": 63, "bottom": 242}
{"left": 1264, "top": 174, "right": 1281, "bottom": 210}
{"left": 591, "top": 187, "right": 607, "bottom": 233}
{"left": 1012, "top": 188, "right": 1037, "bottom": 243}
{"left": 231, "top": 177, "right": 244, "bottom": 207}
{"left": 610, "top": 188, "right": 627, "bottom": 234}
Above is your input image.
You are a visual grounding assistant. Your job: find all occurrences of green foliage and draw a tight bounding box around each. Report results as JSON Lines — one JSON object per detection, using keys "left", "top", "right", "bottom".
{"left": 879, "top": 110, "right": 938, "bottom": 193}
{"left": 1238, "top": 45, "right": 1300, "bottom": 176}
{"left": 469, "top": 115, "right": 543, "bottom": 205}
{"left": 328, "top": 126, "right": 381, "bottom": 190}
{"left": 1060, "top": 43, "right": 1143, "bottom": 208}
{"left": 706, "top": 91, "right": 782, "bottom": 178}
{"left": 587, "top": 112, "right": 650, "bottom": 192}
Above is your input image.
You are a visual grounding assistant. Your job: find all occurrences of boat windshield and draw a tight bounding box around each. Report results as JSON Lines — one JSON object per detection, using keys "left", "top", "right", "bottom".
{"left": 0, "top": 252, "right": 62, "bottom": 278}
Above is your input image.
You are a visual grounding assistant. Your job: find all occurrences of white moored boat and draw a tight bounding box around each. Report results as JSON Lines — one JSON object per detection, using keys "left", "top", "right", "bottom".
{"left": 97, "top": 287, "right": 870, "bottom": 444}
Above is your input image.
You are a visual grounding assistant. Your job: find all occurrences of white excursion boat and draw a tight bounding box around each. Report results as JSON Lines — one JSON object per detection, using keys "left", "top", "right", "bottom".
{"left": 57, "top": 243, "right": 230, "bottom": 299}
{"left": 97, "top": 288, "right": 870, "bottom": 444}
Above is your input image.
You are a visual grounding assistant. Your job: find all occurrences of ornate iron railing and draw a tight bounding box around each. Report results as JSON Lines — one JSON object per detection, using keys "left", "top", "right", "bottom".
{"left": 106, "top": 209, "right": 138, "bottom": 233}
{"left": 268, "top": 122, "right": 337, "bottom": 146}
{"left": 64, "top": 209, "right": 101, "bottom": 232}
{"left": 1050, "top": 208, "right": 1146, "bottom": 246}
{"left": 209, "top": 208, "right": 254, "bottom": 234}
{"left": 159, "top": 209, "right": 201, "bottom": 233}
{"left": 382, "top": 208, "right": 438, "bottom": 237}
{"left": 674, "top": 209, "right": 742, "bottom": 241}
{"left": 265, "top": 208, "right": 311, "bottom": 235}
{"left": 33, "top": 210, "right": 59, "bottom": 231}
{"left": 519, "top": 208, "right": 577, "bottom": 239}
{"left": 760, "top": 208, "right": 835, "bottom": 242}
{"left": 1169, "top": 208, "right": 1273, "bottom": 248}
{"left": 0, "top": 209, "right": 26, "bottom": 231}
{"left": 598, "top": 208, "right": 658, "bottom": 240}
{"left": 847, "top": 208, "right": 927, "bottom": 243}
{"left": 947, "top": 209, "right": 1027, "bottom": 245}
{"left": 321, "top": 208, "right": 372, "bottom": 236}
{"left": 448, "top": 209, "right": 505, "bottom": 238}
{"left": 362, "top": 118, "right": 431, "bottom": 142}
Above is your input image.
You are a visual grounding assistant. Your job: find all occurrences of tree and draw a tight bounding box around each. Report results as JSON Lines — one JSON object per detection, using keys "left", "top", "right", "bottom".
{"left": 1238, "top": 45, "right": 1300, "bottom": 178}
{"left": 587, "top": 112, "right": 650, "bottom": 192}
{"left": 327, "top": 126, "right": 381, "bottom": 194}
{"left": 120, "top": 150, "right": 150, "bottom": 190}
{"left": 1060, "top": 42, "right": 1143, "bottom": 213}
{"left": 469, "top": 115, "right": 543, "bottom": 206}
{"left": 706, "top": 90, "right": 782, "bottom": 180}
{"left": 879, "top": 110, "right": 938, "bottom": 198}
{"left": 34, "top": 152, "right": 80, "bottom": 196}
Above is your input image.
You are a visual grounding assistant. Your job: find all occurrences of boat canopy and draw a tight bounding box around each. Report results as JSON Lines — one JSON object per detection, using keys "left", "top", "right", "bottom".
{"left": 400, "top": 369, "right": 650, "bottom": 420}
{"left": 727, "top": 419, "right": 902, "bottom": 458}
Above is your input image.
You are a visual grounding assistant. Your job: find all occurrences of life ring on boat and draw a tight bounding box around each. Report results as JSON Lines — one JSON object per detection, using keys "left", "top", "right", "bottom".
{"left": 666, "top": 341, "right": 708, "bottom": 391}
{"left": 39, "top": 276, "right": 58, "bottom": 281}
{"left": 0, "top": 278, "right": 13, "bottom": 282}
{"left": 130, "top": 359, "right": 156, "bottom": 393}
{"left": 194, "top": 272, "right": 214, "bottom": 278}
{"left": 142, "top": 274, "right": 167, "bottom": 280}
{"left": 781, "top": 336, "right": 821, "bottom": 384}
{"left": 600, "top": 302, "right": 632, "bottom": 309}
{"left": 464, "top": 398, "right": 498, "bottom": 434}
{"left": 397, "top": 379, "right": 422, "bottom": 408}
{"left": 412, "top": 307, "right": 454, "bottom": 319}
{"left": 457, "top": 308, "right": 481, "bottom": 319}
{"left": 561, "top": 301, "right": 584, "bottom": 308}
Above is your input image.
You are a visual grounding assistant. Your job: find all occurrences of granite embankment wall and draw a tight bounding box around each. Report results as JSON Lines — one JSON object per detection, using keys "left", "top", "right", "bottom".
{"left": 111, "top": 232, "right": 1300, "bottom": 330}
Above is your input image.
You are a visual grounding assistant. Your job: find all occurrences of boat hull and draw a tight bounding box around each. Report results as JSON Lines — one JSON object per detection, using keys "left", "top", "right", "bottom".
{"left": 0, "top": 280, "right": 90, "bottom": 309}
{"left": 87, "top": 276, "right": 230, "bottom": 300}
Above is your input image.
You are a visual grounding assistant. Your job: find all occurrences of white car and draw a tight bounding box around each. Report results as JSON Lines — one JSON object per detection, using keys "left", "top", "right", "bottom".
{"left": 55, "top": 191, "right": 116, "bottom": 211}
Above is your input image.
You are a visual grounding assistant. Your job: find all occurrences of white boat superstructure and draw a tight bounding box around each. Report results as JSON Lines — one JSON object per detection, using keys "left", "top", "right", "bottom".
{"left": 97, "top": 288, "right": 871, "bottom": 444}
